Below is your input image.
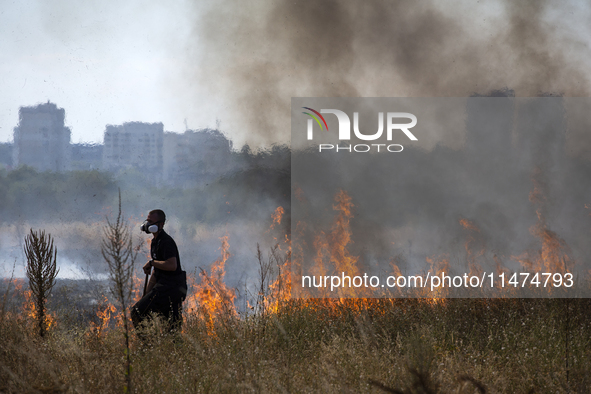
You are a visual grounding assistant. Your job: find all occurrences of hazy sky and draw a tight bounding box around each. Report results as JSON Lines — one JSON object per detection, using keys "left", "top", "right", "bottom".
{"left": 1, "top": 0, "right": 591, "bottom": 148}
{"left": 0, "top": 0, "right": 215, "bottom": 144}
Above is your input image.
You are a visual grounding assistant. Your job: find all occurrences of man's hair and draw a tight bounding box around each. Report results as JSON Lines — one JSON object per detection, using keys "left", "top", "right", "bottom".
{"left": 149, "top": 209, "right": 166, "bottom": 223}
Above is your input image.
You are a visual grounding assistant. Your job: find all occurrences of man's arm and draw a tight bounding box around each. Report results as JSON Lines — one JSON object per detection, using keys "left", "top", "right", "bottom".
{"left": 150, "top": 257, "right": 177, "bottom": 271}
{"left": 141, "top": 256, "right": 178, "bottom": 292}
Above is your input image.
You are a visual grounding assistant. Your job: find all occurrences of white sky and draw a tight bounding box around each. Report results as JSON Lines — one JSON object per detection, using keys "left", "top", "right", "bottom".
{"left": 0, "top": 0, "right": 217, "bottom": 144}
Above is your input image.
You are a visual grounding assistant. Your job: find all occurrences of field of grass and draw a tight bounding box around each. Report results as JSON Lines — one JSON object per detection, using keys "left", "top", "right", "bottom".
{"left": 2, "top": 280, "right": 591, "bottom": 394}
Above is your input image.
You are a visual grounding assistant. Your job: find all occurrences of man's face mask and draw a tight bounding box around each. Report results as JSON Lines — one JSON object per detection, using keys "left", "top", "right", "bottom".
{"left": 140, "top": 220, "right": 160, "bottom": 234}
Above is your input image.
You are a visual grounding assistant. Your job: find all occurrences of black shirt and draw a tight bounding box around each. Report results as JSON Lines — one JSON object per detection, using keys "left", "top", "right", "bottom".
{"left": 150, "top": 230, "right": 182, "bottom": 279}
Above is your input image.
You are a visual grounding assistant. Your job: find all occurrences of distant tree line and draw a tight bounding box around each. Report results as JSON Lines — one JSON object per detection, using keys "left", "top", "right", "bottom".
{"left": 0, "top": 145, "right": 291, "bottom": 228}
{"left": 0, "top": 166, "right": 116, "bottom": 222}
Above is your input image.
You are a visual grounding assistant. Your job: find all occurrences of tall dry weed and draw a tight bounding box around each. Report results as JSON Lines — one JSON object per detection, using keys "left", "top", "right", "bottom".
{"left": 24, "top": 228, "right": 59, "bottom": 338}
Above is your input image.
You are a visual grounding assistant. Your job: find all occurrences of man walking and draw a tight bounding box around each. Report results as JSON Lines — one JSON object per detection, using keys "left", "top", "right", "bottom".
{"left": 132, "top": 209, "right": 187, "bottom": 331}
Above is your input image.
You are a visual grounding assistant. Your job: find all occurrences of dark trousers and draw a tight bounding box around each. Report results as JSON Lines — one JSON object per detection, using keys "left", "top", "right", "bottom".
{"left": 131, "top": 284, "right": 183, "bottom": 331}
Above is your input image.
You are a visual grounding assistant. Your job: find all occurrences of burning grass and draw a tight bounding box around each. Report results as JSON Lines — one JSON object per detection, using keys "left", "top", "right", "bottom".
{"left": 2, "top": 186, "right": 591, "bottom": 392}
{"left": 2, "top": 224, "right": 591, "bottom": 393}
{"left": 2, "top": 286, "right": 591, "bottom": 393}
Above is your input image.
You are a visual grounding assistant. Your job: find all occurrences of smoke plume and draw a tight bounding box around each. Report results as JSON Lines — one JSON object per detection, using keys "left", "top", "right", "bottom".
{"left": 188, "top": 0, "right": 591, "bottom": 147}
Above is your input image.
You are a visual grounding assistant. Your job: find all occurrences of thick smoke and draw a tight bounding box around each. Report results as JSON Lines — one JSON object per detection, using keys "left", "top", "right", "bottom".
{"left": 291, "top": 97, "right": 591, "bottom": 297}
{"left": 189, "top": 0, "right": 590, "bottom": 147}
{"left": 183, "top": 0, "right": 591, "bottom": 296}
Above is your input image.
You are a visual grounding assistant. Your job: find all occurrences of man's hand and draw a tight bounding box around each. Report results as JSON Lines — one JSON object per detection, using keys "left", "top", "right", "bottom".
{"left": 143, "top": 260, "right": 153, "bottom": 275}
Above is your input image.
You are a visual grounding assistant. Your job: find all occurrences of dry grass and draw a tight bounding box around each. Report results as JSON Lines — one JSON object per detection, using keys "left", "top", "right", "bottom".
{"left": 1, "top": 284, "right": 591, "bottom": 394}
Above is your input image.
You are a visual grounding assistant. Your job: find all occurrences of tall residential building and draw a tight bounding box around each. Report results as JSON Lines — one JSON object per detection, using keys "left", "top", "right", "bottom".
{"left": 71, "top": 143, "right": 103, "bottom": 171}
{"left": 13, "top": 102, "right": 71, "bottom": 172}
{"left": 102, "top": 122, "right": 163, "bottom": 177}
{"left": 163, "top": 128, "right": 233, "bottom": 186}
{"left": 0, "top": 142, "right": 13, "bottom": 169}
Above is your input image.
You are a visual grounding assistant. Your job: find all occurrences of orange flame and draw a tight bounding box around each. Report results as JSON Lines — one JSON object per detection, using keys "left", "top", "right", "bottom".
{"left": 22, "top": 286, "right": 56, "bottom": 332}
{"left": 460, "top": 219, "right": 485, "bottom": 279}
{"left": 270, "top": 206, "right": 284, "bottom": 229}
{"left": 89, "top": 295, "right": 117, "bottom": 336}
{"left": 330, "top": 191, "right": 359, "bottom": 278}
{"left": 305, "top": 190, "right": 364, "bottom": 298}
{"left": 426, "top": 255, "right": 450, "bottom": 301}
{"left": 263, "top": 207, "right": 292, "bottom": 314}
{"left": 517, "top": 167, "right": 573, "bottom": 275}
{"left": 459, "top": 218, "right": 480, "bottom": 233}
{"left": 187, "top": 235, "right": 237, "bottom": 334}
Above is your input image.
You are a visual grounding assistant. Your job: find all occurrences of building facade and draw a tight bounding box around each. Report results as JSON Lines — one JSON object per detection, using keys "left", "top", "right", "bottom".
{"left": 0, "top": 143, "right": 13, "bottom": 169}
{"left": 102, "top": 122, "right": 164, "bottom": 177}
{"left": 71, "top": 143, "right": 103, "bottom": 171}
{"left": 163, "top": 128, "right": 233, "bottom": 186}
{"left": 13, "top": 102, "right": 71, "bottom": 172}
